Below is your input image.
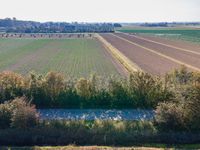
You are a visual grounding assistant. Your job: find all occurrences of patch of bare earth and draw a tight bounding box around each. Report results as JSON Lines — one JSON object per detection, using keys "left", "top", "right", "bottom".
{"left": 135, "top": 33, "right": 200, "bottom": 53}
{"left": 100, "top": 33, "right": 181, "bottom": 76}
{"left": 116, "top": 33, "right": 200, "bottom": 72}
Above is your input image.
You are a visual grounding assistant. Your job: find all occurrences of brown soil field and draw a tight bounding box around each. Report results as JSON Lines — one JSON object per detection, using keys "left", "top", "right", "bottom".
{"left": 131, "top": 33, "right": 200, "bottom": 52}
{"left": 115, "top": 33, "right": 200, "bottom": 72}
{"left": 100, "top": 33, "right": 181, "bottom": 75}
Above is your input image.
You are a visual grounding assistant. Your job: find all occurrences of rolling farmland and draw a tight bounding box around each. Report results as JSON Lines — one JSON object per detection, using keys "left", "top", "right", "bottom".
{"left": 100, "top": 33, "right": 200, "bottom": 75}
{"left": 1, "top": 31, "right": 200, "bottom": 77}
{"left": 0, "top": 37, "right": 124, "bottom": 77}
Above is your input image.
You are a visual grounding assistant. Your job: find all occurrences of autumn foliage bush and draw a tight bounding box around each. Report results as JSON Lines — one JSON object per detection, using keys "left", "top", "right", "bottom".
{"left": 155, "top": 66, "right": 200, "bottom": 131}
{"left": 0, "top": 97, "right": 39, "bottom": 129}
{"left": 0, "top": 71, "right": 24, "bottom": 102}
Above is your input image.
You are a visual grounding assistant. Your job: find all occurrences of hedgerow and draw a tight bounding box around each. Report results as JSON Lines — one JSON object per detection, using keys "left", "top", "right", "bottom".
{"left": 0, "top": 70, "right": 173, "bottom": 109}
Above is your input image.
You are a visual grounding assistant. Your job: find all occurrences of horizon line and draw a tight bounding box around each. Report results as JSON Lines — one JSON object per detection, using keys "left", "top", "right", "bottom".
{"left": 1, "top": 18, "right": 200, "bottom": 24}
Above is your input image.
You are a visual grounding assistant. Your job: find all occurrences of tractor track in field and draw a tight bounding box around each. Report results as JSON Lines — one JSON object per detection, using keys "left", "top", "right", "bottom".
{"left": 100, "top": 33, "right": 200, "bottom": 75}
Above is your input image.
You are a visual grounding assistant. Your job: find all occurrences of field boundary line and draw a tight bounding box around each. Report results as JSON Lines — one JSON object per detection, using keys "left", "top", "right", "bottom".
{"left": 112, "top": 33, "right": 200, "bottom": 72}
{"left": 95, "top": 34, "right": 142, "bottom": 73}
{"left": 121, "top": 32, "right": 200, "bottom": 56}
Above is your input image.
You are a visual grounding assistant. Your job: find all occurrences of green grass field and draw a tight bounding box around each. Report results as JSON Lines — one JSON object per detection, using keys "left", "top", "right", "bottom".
{"left": 0, "top": 38, "right": 120, "bottom": 77}
{"left": 117, "top": 27, "right": 200, "bottom": 43}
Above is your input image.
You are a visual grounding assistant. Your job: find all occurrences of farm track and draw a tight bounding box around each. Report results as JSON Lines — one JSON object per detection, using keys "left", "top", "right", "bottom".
{"left": 100, "top": 33, "right": 186, "bottom": 75}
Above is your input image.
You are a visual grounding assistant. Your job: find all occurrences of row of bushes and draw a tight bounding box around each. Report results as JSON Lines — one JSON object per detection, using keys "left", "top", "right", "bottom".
{"left": 2, "top": 66, "right": 199, "bottom": 109}
{"left": 0, "top": 70, "right": 175, "bottom": 108}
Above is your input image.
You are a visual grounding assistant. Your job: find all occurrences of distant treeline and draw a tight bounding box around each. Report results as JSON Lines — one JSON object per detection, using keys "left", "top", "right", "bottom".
{"left": 122, "top": 22, "right": 200, "bottom": 27}
{"left": 141, "top": 22, "right": 169, "bottom": 27}
{"left": 0, "top": 18, "right": 121, "bottom": 33}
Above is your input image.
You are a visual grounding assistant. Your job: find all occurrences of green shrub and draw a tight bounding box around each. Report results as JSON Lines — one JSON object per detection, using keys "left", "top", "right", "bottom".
{"left": 155, "top": 102, "right": 185, "bottom": 131}
{"left": 184, "top": 84, "right": 200, "bottom": 130}
{"left": 75, "top": 78, "right": 92, "bottom": 99}
{"left": 44, "top": 72, "right": 65, "bottom": 103}
{"left": 0, "top": 102, "right": 12, "bottom": 129}
{"left": 0, "top": 71, "right": 25, "bottom": 102}
{"left": 129, "top": 72, "right": 172, "bottom": 108}
{"left": 26, "top": 72, "right": 48, "bottom": 108}
{"left": 155, "top": 82, "right": 200, "bottom": 131}
{"left": 171, "top": 66, "right": 193, "bottom": 84}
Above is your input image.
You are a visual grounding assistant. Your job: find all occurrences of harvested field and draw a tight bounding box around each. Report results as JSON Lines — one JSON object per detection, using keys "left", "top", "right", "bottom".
{"left": 100, "top": 33, "right": 200, "bottom": 75}
{"left": 0, "top": 37, "right": 124, "bottom": 77}
{"left": 129, "top": 33, "right": 200, "bottom": 53}
{"left": 115, "top": 33, "right": 200, "bottom": 70}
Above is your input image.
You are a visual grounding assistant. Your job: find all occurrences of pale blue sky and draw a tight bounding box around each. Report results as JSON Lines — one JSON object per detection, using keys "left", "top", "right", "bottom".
{"left": 0, "top": 0, "right": 199, "bottom": 22}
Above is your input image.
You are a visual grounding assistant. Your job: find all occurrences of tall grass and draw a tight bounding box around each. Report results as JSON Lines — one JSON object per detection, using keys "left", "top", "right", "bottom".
{"left": 1, "top": 119, "right": 200, "bottom": 146}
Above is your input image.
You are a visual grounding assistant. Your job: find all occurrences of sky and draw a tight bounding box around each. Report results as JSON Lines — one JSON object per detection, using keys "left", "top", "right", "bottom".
{"left": 0, "top": 0, "right": 199, "bottom": 22}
